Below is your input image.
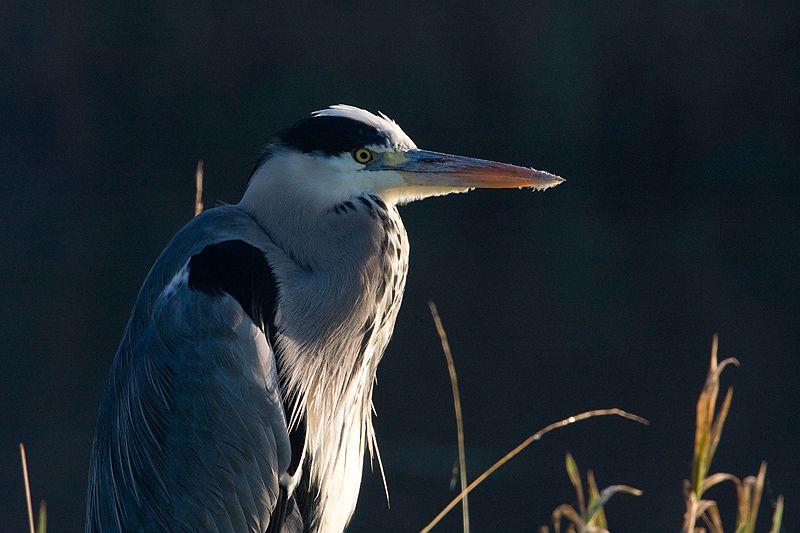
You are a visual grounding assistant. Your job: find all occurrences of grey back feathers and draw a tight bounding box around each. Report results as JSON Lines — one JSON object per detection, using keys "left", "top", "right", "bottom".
{"left": 86, "top": 207, "right": 298, "bottom": 532}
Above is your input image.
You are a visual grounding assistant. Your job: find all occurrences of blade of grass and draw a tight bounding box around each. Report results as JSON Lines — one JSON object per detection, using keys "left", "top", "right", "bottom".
{"left": 750, "top": 462, "right": 767, "bottom": 532}
{"left": 691, "top": 335, "right": 739, "bottom": 498}
{"left": 551, "top": 503, "right": 582, "bottom": 533}
{"left": 20, "top": 443, "right": 35, "bottom": 533}
{"left": 702, "top": 472, "right": 739, "bottom": 493}
{"left": 700, "top": 502, "right": 724, "bottom": 533}
{"left": 708, "top": 366, "right": 738, "bottom": 465}
{"left": 585, "top": 470, "right": 606, "bottom": 528}
{"left": 584, "top": 484, "right": 643, "bottom": 525}
{"left": 428, "top": 302, "right": 470, "bottom": 533}
{"left": 768, "top": 495, "right": 784, "bottom": 533}
{"left": 565, "top": 453, "right": 584, "bottom": 515}
{"left": 736, "top": 462, "right": 767, "bottom": 533}
{"left": 36, "top": 501, "right": 47, "bottom": 533}
{"left": 692, "top": 336, "right": 718, "bottom": 495}
{"left": 419, "top": 408, "right": 648, "bottom": 532}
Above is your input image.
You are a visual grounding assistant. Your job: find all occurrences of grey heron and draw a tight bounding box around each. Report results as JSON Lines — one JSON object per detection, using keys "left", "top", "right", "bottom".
{"left": 86, "top": 105, "right": 564, "bottom": 532}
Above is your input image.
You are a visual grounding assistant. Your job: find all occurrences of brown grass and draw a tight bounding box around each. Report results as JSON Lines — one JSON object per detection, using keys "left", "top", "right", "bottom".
{"left": 194, "top": 159, "right": 204, "bottom": 216}
{"left": 19, "top": 443, "right": 47, "bottom": 533}
{"left": 681, "top": 336, "right": 783, "bottom": 533}
{"left": 428, "top": 302, "right": 470, "bottom": 533}
{"left": 420, "top": 326, "right": 784, "bottom": 533}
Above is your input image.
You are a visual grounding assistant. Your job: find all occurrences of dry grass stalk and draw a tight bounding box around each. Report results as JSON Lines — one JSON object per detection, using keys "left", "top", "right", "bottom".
{"left": 420, "top": 409, "right": 648, "bottom": 532}
{"left": 194, "top": 159, "right": 204, "bottom": 216}
{"left": 19, "top": 443, "right": 47, "bottom": 533}
{"left": 428, "top": 302, "right": 470, "bottom": 533}
{"left": 20, "top": 443, "right": 35, "bottom": 533}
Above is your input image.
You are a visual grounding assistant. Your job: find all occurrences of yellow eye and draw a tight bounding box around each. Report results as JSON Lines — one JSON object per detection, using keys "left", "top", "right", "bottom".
{"left": 352, "top": 147, "right": 373, "bottom": 164}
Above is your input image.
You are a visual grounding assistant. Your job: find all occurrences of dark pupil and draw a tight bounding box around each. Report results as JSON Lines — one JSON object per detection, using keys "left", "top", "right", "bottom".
{"left": 358, "top": 150, "right": 368, "bottom": 160}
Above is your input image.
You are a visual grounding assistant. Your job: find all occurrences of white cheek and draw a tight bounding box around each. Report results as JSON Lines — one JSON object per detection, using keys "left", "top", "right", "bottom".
{"left": 304, "top": 162, "right": 407, "bottom": 207}
{"left": 258, "top": 153, "right": 367, "bottom": 208}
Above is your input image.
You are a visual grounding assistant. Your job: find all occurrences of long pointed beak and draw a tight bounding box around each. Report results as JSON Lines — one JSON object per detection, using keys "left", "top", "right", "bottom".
{"left": 381, "top": 149, "right": 564, "bottom": 190}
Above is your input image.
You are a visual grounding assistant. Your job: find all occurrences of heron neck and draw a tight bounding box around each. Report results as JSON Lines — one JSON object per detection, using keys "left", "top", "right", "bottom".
{"left": 256, "top": 195, "right": 408, "bottom": 532}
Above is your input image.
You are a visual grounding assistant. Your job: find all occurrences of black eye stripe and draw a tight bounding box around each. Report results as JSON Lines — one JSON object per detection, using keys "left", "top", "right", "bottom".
{"left": 273, "top": 116, "right": 388, "bottom": 156}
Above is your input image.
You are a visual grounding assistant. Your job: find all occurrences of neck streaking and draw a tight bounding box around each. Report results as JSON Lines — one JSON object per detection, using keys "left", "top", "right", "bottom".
{"left": 254, "top": 193, "right": 409, "bottom": 532}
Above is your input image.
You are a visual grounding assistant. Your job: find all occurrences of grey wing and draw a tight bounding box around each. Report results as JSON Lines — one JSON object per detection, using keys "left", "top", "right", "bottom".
{"left": 86, "top": 264, "right": 300, "bottom": 532}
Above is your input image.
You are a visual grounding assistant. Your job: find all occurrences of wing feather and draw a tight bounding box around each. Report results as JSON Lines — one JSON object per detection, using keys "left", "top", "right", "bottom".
{"left": 86, "top": 207, "right": 302, "bottom": 533}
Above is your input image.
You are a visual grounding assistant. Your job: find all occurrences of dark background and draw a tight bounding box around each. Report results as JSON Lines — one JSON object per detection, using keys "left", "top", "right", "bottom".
{"left": 2, "top": 2, "right": 798, "bottom": 531}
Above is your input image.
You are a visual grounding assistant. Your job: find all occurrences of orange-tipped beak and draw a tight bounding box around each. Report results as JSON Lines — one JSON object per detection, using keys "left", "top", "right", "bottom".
{"left": 383, "top": 149, "right": 564, "bottom": 191}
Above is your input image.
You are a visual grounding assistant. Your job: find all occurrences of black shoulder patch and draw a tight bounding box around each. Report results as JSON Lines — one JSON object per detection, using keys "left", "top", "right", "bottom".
{"left": 188, "top": 239, "right": 305, "bottom": 499}
{"left": 188, "top": 240, "right": 278, "bottom": 333}
{"left": 274, "top": 115, "right": 388, "bottom": 156}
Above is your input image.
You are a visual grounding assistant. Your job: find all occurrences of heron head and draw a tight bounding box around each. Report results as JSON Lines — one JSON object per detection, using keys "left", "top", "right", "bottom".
{"left": 242, "top": 105, "right": 564, "bottom": 210}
